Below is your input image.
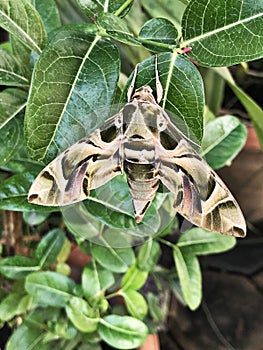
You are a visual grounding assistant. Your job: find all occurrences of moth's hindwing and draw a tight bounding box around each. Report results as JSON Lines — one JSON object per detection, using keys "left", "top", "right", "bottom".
{"left": 28, "top": 113, "right": 123, "bottom": 206}
{"left": 157, "top": 118, "right": 246, "bottom": 237}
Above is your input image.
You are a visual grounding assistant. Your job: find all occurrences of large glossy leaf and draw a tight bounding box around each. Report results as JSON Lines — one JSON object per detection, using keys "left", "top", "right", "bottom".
{"left": 202, "top": 115, "right": 247, "bottom": 169}
{"left": 0, "top": 89, "right": 27, "bottom": 167}
{"left": 25, "top": 27, "right": 120, "bottom": 163}
{"left": 35, "top": 228, "right": 66, "bottom": 268}
{"left": 0, "top": 255, "right": 40, "bottom": 279}
{"left": 182, "top": 0, "right": 263, "bottom": 66}
{"left": 62, "top": 175, "right": 164, "bottom": 247}
{"left": 85, "top": 176, "right": 162, "bottom": 232}
{"left": 173, "top": 247, "right": 201, "bottom": 310}
{"left": 25, "top": 271, "right": 75, "bottom": 307}
{"left": 138, "top": 18, "right": 178, "bottom": 52}
{"left": 0, "top": 48, "right": 29, "bottom": 86}
{"left": 76, "top": 0, "right": 134, "bottom": 18}
{"left": 0, "top": 0, "right": 47, "bottom": 54}
{"left": 98, "top": 315, "right": 148, "bottom": 349}
{"left": 122, "top": 53, "right": 204, "bottom": 142}
{"left": 177, "top": 227, "right": 236, "bottom": 255}
{"left": 34, "top": 0, "right": 61, "bottom": 34}
{"left": 215, "top": 67, "right": 263, "bottom": 149}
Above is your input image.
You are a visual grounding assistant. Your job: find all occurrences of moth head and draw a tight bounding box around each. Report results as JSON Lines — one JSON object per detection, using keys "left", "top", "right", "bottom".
{"left": 131, "top": 85, "right": 157, "bottom": 104}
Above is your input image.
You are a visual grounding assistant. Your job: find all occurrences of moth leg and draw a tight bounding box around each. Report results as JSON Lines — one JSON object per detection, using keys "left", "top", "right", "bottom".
{"left": 127, "top": 63, "right": 139, "bottom": 102}
{"left": 155, "top": 55, "right": 163, "bottom": 103}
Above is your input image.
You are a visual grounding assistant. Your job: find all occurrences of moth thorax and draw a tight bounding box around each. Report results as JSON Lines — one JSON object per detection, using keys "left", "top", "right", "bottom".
{"left": 132, "top": 86, "right": 157, "bottom": 104}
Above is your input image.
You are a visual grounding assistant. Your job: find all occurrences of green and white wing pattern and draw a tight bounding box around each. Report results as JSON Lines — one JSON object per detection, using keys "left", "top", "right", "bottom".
{"left": 158, "top": 118, "right": 246, "bottom": 237}
{"left": 28, "top": 114, "right": 123, "bottom": 206}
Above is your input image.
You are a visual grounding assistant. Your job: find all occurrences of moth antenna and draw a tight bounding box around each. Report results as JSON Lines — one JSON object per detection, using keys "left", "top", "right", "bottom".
{"left": 155, "top": 55, "right": 163, "bottom": 103}
{"left": 127, "top": 63, "right": 139, "bottom": 102}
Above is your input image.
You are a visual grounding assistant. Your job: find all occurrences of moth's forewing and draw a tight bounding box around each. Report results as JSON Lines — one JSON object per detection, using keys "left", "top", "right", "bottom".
{"left": 28, "top": 114, "right": 123, "bottom": 206}
{"left": 157, "top": 115, "right": 246, "bottom": 237}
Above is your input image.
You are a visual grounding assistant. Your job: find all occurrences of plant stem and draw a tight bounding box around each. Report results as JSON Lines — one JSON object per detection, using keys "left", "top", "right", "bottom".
{"left": 158, "top": 238, "right": 175, "bottom": 249}
{"left": 136, "top": 37, "right": 176, "bottom": 50}
{"left": 114, "top": 0, "right": 134, "bottom": 17}
{"left": 106, "top": 290, "right": 122, "bottom": 299}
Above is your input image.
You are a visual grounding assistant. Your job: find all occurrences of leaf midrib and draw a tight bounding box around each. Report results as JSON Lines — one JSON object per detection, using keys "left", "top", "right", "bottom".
{"left": 183, "top": 12, "right": 263, "bottom": 46}
{"left": 0, "top": 9, "right": 42, "bottom": 54}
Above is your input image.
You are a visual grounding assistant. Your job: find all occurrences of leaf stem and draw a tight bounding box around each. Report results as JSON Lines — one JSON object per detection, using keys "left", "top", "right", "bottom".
{"left": 136, "top": 37, "right": 177, "bottom": 50}
{"left": 158, "top": 238, "right": 175, "bottom": 249}
{"left": 114, "top": 0, "right": 134, "bottom": 17}
{"left": 106, "top": 290, "right": 122, "bottom": 299}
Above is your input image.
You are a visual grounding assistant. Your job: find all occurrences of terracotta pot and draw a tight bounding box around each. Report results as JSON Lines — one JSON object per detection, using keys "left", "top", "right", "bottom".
{"left": 218, "top": 124, "right": 263, "bottom": 229}
{"left": 138, "top": 334, "right": 160, "bottom": 350}
{"left": 67, "top": 245, "right": 91, "bottom": 282}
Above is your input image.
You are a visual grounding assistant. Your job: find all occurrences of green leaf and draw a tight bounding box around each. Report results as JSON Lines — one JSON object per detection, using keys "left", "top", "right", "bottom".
{"left": 0, "top": 0, "right": 47, "bottom": 54}
{"left": 10, "top": 35, "right": 31, "bottom": 76}
{"left": 215, "top": 67, "right": 263, "bottom": 149}
{"left": 82, "top": 260, "right": 115, "bottom": 300}
{"left": 55, "top": 262, "right": 71, "bottom": 276}
{"left": 25, "top": 271, "right": 75, "bottom": 307}
{"left": 25, "top": 28, "right": 120, "bottom": 163}
{"left": 0, "top": 256, "right": 40, "bottom": 279}
{"left": 0, "top": 293, "right": 23, "bottom": 321}
{"left": 182, "top": 0, "right": 263, "bottom": 66}
{"left": 35, "top": 229, "right": 66, "bottom": 268}
{"left": 3, "top": 145, "right": 43, "bottom": 174}
{"left": 0, "top": 48, "right": 29, "bottom": 86}
{"left": 137, "top": 240, "right": 161, "bottom": 271}
{"left": 138, "top": 18, "right": 178, "bottom": 52}
{"left": 91, "top": 244, "right": 135, "bottom": 273}
{"left": 0, "top": 294, "right": 34, "bottom": 321}
{"left": 177, "top": 227, "right": 236, "bottom": 255}
{"left": 6, "top": 323, "right": 47, "bottom": 350}
{"left": 122, "top": 290, "right": 148, "bottom": 320}
{"left": 97, "top": 13, "right": 140, "bottom": 45}
{"left": 22, "top": 211, "right": 50, "bottom": 226}
{"left": 98, "top": 315, "right": 148, "bottom": 349}
{"left": 76, "top": 0, "right": 134, "bottom": 18}
{"left": 65, "top": 296, "right": 100, "bottom": 333}
{"left": 0, "top": 172, "right": 57, "bottom": 212}
{"left": 141, "top": 0, "right": 187, "bottom": 34}
{"left": 0, "top": 89, "right": 27, "bottom": 167}
{"left": 57, "top": 238, "right": 71, "bottom": 263}
{"left": 83, "top": 175, "right": 136, "bottom": 229}
{"left": 202, "top": 115, "right": 247, "bottom": 169}
{"left": 173, "top": 247, "right": 201, "bottom": 310}
{"left": 34, "top": 0, "right": 61, "bottom": 34}
{"left": 123, "top": 53, "right": 204, "bottom": 142}
{"left": 82, "top": 176, "right": 162, "bottom": 236}
{"left": 121, "top": 264, "right": 148, "bottom": 291}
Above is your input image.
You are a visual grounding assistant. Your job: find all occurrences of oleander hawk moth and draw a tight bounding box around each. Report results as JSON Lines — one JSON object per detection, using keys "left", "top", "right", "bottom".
{"left": 28, "top": 59, "right": 246, "bottom": 237}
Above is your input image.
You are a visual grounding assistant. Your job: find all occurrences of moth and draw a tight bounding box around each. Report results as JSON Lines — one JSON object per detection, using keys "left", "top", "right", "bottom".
{"left": 28, "top": 58, "right": 246, "bottom": 237}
